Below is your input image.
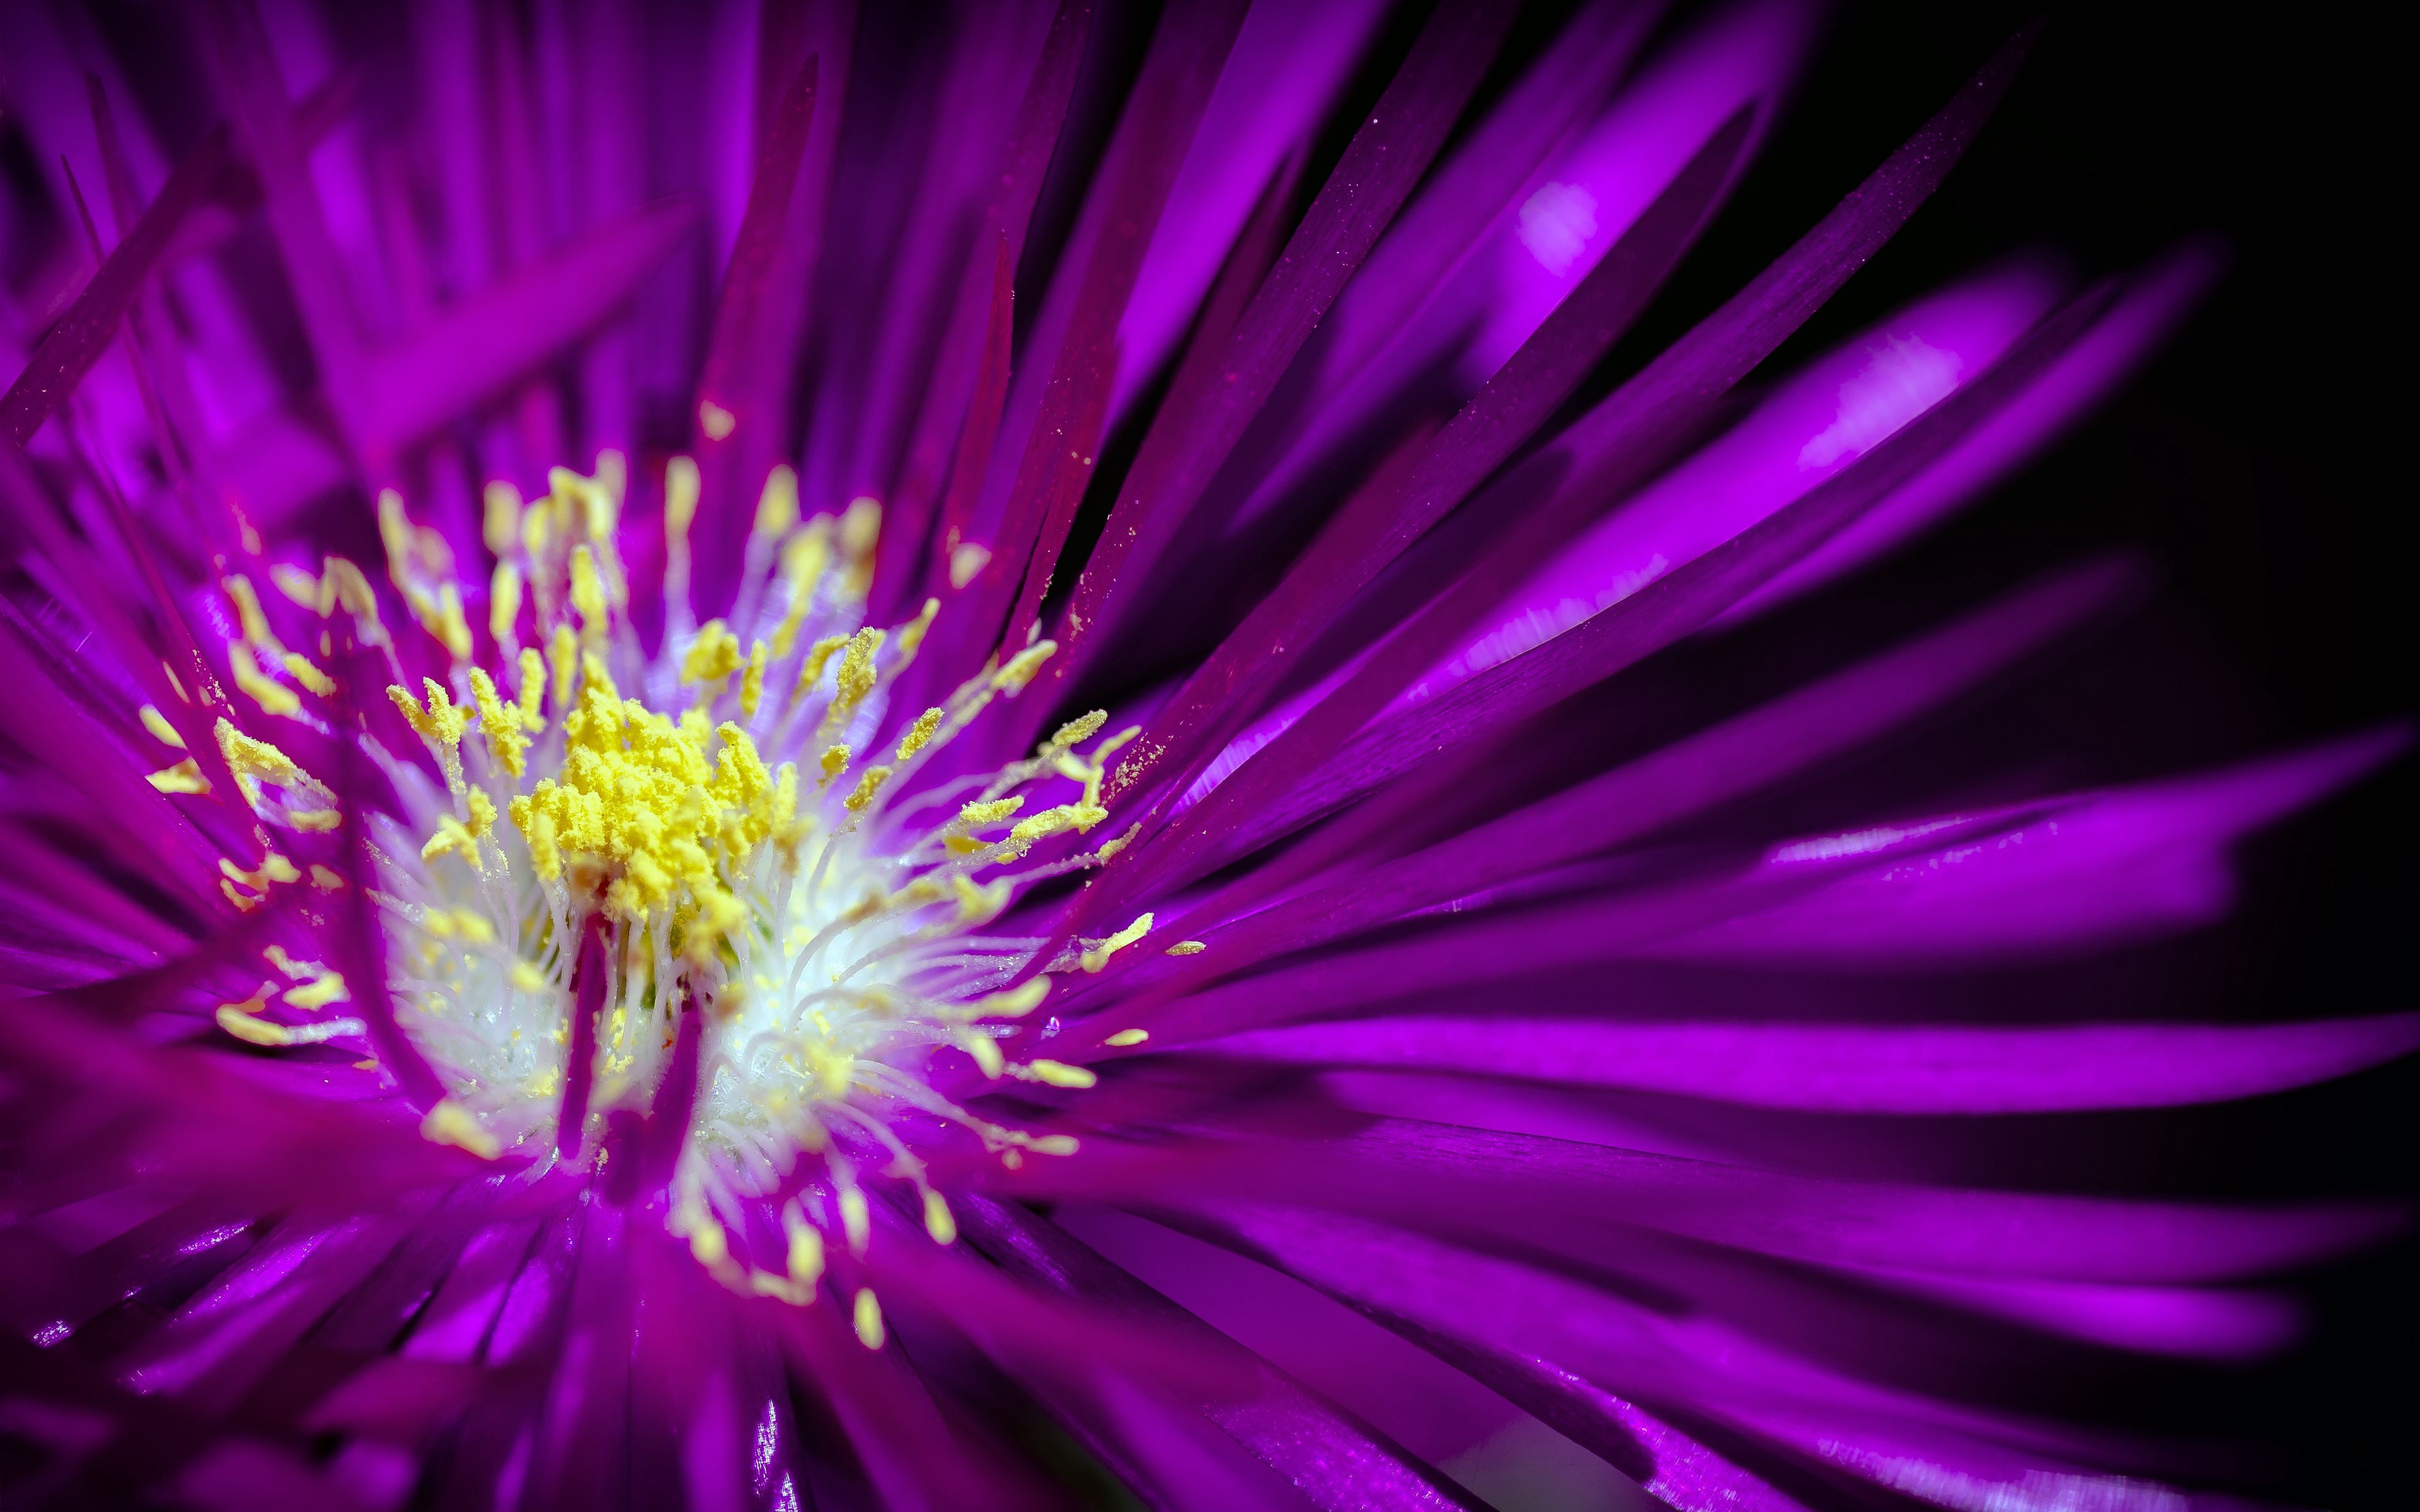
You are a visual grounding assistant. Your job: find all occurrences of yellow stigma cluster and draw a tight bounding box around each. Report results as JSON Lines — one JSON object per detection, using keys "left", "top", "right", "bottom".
{"left": 510, "top": 679, "right": 800, "bottom": 951}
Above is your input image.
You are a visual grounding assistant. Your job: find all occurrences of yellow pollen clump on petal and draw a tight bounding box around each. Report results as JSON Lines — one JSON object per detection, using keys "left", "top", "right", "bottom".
{"left": 139, "top": 704, "right": 187, "bottom": 749}
{"left": 851, "top": 1288, "right": 884, "bottom": 1349}
{"left": 1081, "top": 912, "right": 1155, "bottom": 973}
{"left": 421, "top": 1099, "right": 502, "bottom": 1159}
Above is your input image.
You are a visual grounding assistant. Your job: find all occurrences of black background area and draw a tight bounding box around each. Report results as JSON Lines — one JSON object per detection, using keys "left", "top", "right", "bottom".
{"left": 1700, "top": 2, "right": 2411, "bottom": 1504}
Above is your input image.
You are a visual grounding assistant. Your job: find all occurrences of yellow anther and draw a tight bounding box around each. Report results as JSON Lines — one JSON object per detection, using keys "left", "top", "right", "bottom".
{"left": 516, "top": 647, "right": 546, "bottom": 726}
{"left": 223, "top": 575, "right": 281, "bottom": 653}
{"left": 509, "top": 959, "right": 548, "bottom": 992}
{"left": 770, "top": 522, "right": 832, "bottom": 657}
{"left": 490, "top": 561, "right": 524, "bottom": 643}
{"left": 955, "top": 796, "right": 1025, "bottom": 829}
{"left": 819, "top": 744, "right": 851, "bottom": 786}
{"left": 286, "top": 808, "right": 342, "bottom": 832}
{"left": 569, "top": 546, "right": 608, "bottom": 641}
{"left": 754, "top": 464, "right": 800, "bottom": 539}
{"left": 843, "top": 765, "right": 893, "bottom": 813}
{"left": 283, "top": 967, "right": 350, "bottom": 1011}
{"left": 323, "top": 556, "right": 382, "bottom": 626}
{"left": 522, "top": 492, "right": 551, "bottom": 558}
{"left": 686, "top": 1214, "right": 731, "bottom": 1269}
{"left": 1006, "top": 802, "right": 1109, "bottom": 847}
{"left": 420, "top": 1099, "right": 501, "bottom": 1159}
{"left": 422, "top": 791, "right": 497, "bottom": 869}
{"left": 548, "top": 625, "right": 579, "bottom": 711}
{"left": 838, "top": 1186, "right": 870, "bottom": 1255}
{"left": 894, "top": 597, "right": 940, "bottom": 663}
{"left": 417, "top": 581, "right": 474, "bottom": 662}
{"left": 948, "top": 542, "right": 991, "bottom": 589}
{"left": 922, "top": 1189, "right": 957, "bottom": 1246}
{"left": 1022, "top": 1059, "right": 1098, "bottom": 1089}
{"left": 219, "top": 851, "right": 301, "bottom": 891}
{"left": 666, "top": 456, "right": 701, "bottom": 544}
{"left": 147, "top": 759, "right": 209, "bottom": 794}
{"left": 1104, "top": 1028, "right": 1151, "bottom": 1047}
{"left": 739, "top": 641, "right": 769, "bottom": 718}
{"left": 482, "top": 480, "right": 524, "bottom": 555}
{"left": 215, "top": 720, "right": 314, "bottom": 790}
{"left": 961, "top": 1030, "right": 1006, "bottom": 1078}
{"left": 681, "top": 620, "right": 742, "bottom": 686}
{"left": 420, "top": 908, "right": 493, "bottom": 942}
{"left": 281, "top": 653, "right": 335, "bottom": 696}
{"left": 827, "top": 627, "right": 885, "bottom": 724}
{"left": 1097, "top": 822, "right": 1143, "bottom": 861}
{"left": 1165, "top": 940, "right": 1207, "bottom": 956}
{"left": 376, "top": 490, "right": 417, "bottom": 579}
{"left": 952, "top": 873, "right": 1013, "bottom": 926}
{"left": 216, "top": 1004, "right": 293, "bottom": 1046}
{"left": 309, "top": 865, "right": 345, "bottom": 891}
{"left": 468, "top": 667, "right": 530, "bottom": 777}
{"left": 389, "top": 679, "right": 470, "bottom": 750}
{"left": 894, "top": 707, "right": 943, "bottom": 760}
{"left": 271, "top": 563, "right": 321, "bottom": 608}
{"left": 839, "top": 496, "right": 882, "bottom": 558}
{"left": 1081, "top": 912, "right": 1154, "bottom": 973}
{"left": 964, "top": 977, "right": 1049, "bottom": 1019}
{"left": 1051, "top": 711, "right": 1109, "bottom": 750}
{"left": 229, "top": 643, "right": 301, "bottom": 718}
{"left": 785, "top": 1206, "right": 826, "bottom": 1288}
{"left": 851, "top": 1287, "right": 884, "bottom": 1349}
{"left": 698, "top": 399, "right": 737, "bottom": 440}
{"left": 992, "top": 639, "right": 1057, "bottom": 694}
{"left": 129, "top": 697, "right": 175, "bottom": 746}
{"left": 798, "top": 634, "right": 850, "bottom": 696}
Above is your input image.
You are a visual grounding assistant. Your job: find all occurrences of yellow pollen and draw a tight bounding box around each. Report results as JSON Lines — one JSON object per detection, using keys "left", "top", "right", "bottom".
{"left": 681, "top": 620, "right": 743, "bottom": 687}
{"left": 896, "top": 707, "right": 943, "bottom": 760}
{"left": 698, "top": 399, "right": 737, "bottom": 440}
{"left": 843, "top": 765, "right": 893, "bottom": 813}
{"left": 548, "top": 625, "right": 579, "bottom": 711}
{"left": 1103, "top": 1028, "right": 1150, "bottom": 1047}
{"left": 147, "top": 759, "right": 209, "bottom": 794}
{"left": 139, "top": 704, "right": 187, "bottom": 749}
{"left": 755, "top": 465, "right": 800, "bottom": 539}
{"left": 665, "top": 456, "right": 701, "bottom": 542}
{"left": 1022, "top": 1059, "right": 1098, "bottom": 1089}
{"left": 948, "top": 541, "right": 990, "bottom": 588}
{"left": 490, "top": 561, "right": 524, "bottom": 643}
{"left": 421, "top": 1099, "right": 502, "bottom": 1159}
{"left": 569, "top": 546, "right": 609, "bottom": 643}
{"left": 1080, "top": 912, "right": 1154, "bottom": 973}
{"left": 483, "top": 480, "right": 524, "bottom": 554}
{"left": 281, "top": 653, "right": 335, "bottom": 696}
{"left": 851, "top": 1288, "right": 884, "bottom": 1349}
{"left": 1165, "top": 939, "right": 1207, "bottom": 956}
{"left": 505, "top": 682, "right": 788, "bottom": 946}
{"left": 229, "top": 642, "right": 301, "bottom": 718}
{"left": 468, "top": 667, "right": 531, "bottom": 777}
{"left": 921, "top": 1189, "right": 957, "bottom": 1246}
{"left": 992, "top": 639, "right": 1056, "bottom": 694}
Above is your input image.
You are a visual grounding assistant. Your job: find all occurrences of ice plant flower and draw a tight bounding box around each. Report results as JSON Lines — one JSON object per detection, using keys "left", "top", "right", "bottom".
{"left": 0, "top": 3, "right": 2408, "bottom": 1509}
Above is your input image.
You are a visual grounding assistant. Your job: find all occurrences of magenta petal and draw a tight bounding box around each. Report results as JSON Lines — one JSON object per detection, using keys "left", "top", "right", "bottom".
{"left": 1199, "top": 1012, "right": 2420, "bottom": 1114}
{"left": 1645, "top": 726, "right": 2412, "bottom": 966}
{"left": 359, "top": 198, "right": 701, "bottom": 457}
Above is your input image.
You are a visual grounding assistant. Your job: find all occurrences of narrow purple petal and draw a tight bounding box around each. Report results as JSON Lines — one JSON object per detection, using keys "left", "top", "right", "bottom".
{"left": 1645, "top": 727, "right": 2411, "bottom": 966}
{"left": 1203, "top": 1012, "right": 2420, "bottom": 1114}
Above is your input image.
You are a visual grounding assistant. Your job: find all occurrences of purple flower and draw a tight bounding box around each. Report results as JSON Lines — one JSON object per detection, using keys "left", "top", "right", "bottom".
{"left": 0, "top": 3, "right": 2406, "bottom": 1508}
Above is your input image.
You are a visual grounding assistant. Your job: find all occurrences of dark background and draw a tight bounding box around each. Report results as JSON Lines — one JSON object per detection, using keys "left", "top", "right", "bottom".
{"left": 1709, "top": 2, "right": 2412, "bottom": 1504}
